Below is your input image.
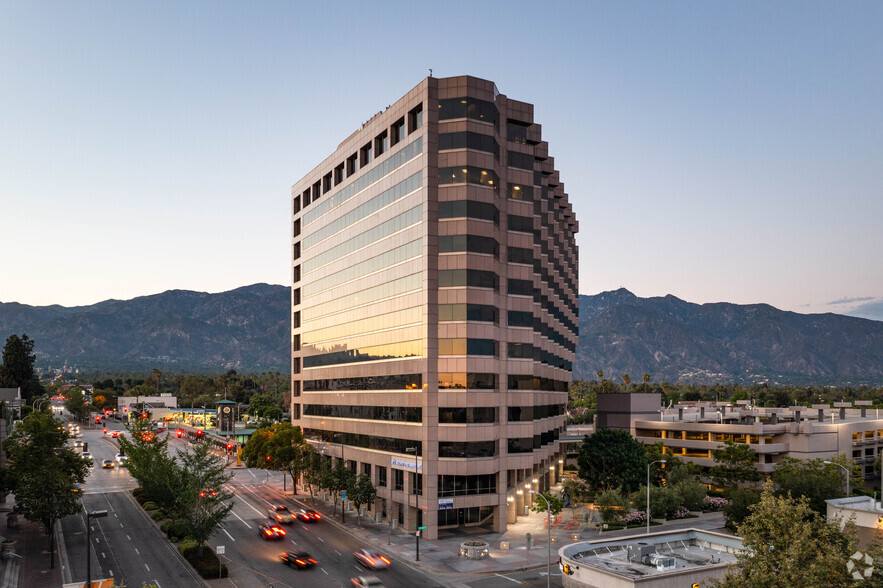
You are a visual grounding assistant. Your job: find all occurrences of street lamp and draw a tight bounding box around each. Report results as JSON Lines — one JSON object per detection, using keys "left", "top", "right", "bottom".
{"left": 647, "top": 459, "right": 666, "bottom": 534}
{"left": 824, "top": 461, "right": 850, "bottom": 497}
{"left": 405, "top": 447, "right": 421, "bottom": 561}
{"left": 529, "top": 488, "right": 553, "bottom": 588}
{"left": 85, "top": 509, "right": 108, "bottom": 587}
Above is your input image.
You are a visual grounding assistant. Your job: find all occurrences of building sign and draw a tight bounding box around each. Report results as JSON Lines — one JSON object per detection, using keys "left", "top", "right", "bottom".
{"left": 390, "top": 456, "right": 423, "bottom": 472}
{"left": 439, "top": 498, "right": 454, "bottom": 510}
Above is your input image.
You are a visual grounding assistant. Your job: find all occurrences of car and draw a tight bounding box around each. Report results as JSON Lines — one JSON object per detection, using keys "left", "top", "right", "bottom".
{"left": 115, "top": 454, "right": 128, "bottom": 466}
{"left": 351, "top": 576, "right": 385, "bottom": 588}
{"left": 72, "top": 484, "right": 84, "bottom": 495}
{"left": 81, "top": 452, "right": 93, "bottom": 464}
{"left": 73, "top": 440, "right": 84, "bottom": 448}
{"left": 110, "top": 431, "right": 120, "bottom": 438}
{"left": 268, "top": 505, "right": 294, "bottom": 524}
{"left": 353, "top": 549, "right": 390, "bottom": 570}
{"left": 101, "top": 459, "right": 115, "bottom": 469}
{"left": 258, "top": 522, "right": 286, "bottom": 540}
{"left": 281, "top": 551, "right": 318, "bottom": 569}
{"left": 295, "top": 508, "right": 321, "bottom": 522}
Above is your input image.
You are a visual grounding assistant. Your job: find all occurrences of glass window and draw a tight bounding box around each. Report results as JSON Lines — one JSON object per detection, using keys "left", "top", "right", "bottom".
{"left": 438, "top": 269, "right": 498, "bottom": 290}
{"left": 439, "top": 441, "right": 497, "bottom": 458}
{"left": 394, "top": 469, "right": 404, "bottom": 491}
{"left": 507, "top": 437, "right": 534, "bottom": 453}
{"left": 507, "top": 310, "right": 533, "bottom": 328}
{"left": 439, "top": 235, "right": 498, "bottom": 257}
{"left": 438, "top": 131, "right": 498, "bottom": 156}
{"left": 508, "top": 279, "right": 534, "bottom": 297}
{"left": 377, "top": 466, "right": 387, "bottom": 487}
{"left": 507, "top": 214, "right": 533, "bottom": 233}
{"left": 408, "top": 103, "right": 423, "bottom": 134}
{"left": 438, "top": 97, "right": 498, "bottom": 126}
{"left": 507, "top": 342, "right": 534, "bottom": 359}
{"left": 507, "top": 246, "right": 533, "bottom": 265}
{"left": 507, "top": 183, "right": 534, "bottom": 201}
{"left": 439, "top": 200, "right": 498, "bottom": 224}
{"left": 438, "top": 373, "right": 496, "bottom": 390}
{"left": 507, "top": 120, "right": 530, "bottom": 144}
{"left": 438, "top": 166, "right": 499, "bottom": 190}
{"left": 507, "top": 150, "right": 534, "bottom": 170}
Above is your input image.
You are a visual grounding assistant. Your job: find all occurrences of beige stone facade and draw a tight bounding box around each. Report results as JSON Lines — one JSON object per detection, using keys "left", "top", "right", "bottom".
{"left": 290, "top": 76, "right": 578, "bottom": 539}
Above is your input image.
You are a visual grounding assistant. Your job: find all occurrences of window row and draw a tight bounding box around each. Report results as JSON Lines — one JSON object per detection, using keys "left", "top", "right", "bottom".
{"left": 507, "top": 342, "right": 573, "bottom": 370}
{"left": 438, "top": 474, "right": 497, "bottom": 497}
{"left": 439, "top": 338, "right": 496, "bottom": 356}
{"left": 507, "top": 429, "right": 560, "bottom": 453}
{"left": 303, "top": 205, "right": 422, "bottom": 274}
{"left": 439, "top": 200, "right": 499, "bottom": 224}
{"left": 438, "top": 131, "right": 498, "bottom": 156}
{"left": 507, "top": 404, "right": 566, "bottom": 422}
{"left": 304, "top": 172, "right": 422, "bottom": 250}
{"left": 438, "top": 506, "right": 494, "bottom": 527}
{"left": 438, "top": 166, "right": 498, "bottom": 190}
{"left": 507, "top": 120, "right": 530, "bottom": 145}
{"left": 303, "top": 373, "right": 421, "bottom": 392}
{"left": 438, "top": 269, "right": 497, "bottom": 290}
{"left": 439, "top": 441, "right": 497, "bottom": 458}
{"left": 304, "top": 428, "right": 422, "bottom": 456}
{"left": 439, "top": 303, "right": 497, "bottom": 323}
{"left": 303, "top": 404, "right": 422, "bottom": 423}
{"left": 303, "top": 239, "right": 421, "bottom": 298}
{"left": 439, "top": 407, "right": 497, "bottom": 424}
{"left": 438, "top": 373, "right": 497, "bottom": 390}
{"left": 507, "top": 214, "right": 534, "bottom": 233}
{"left": 508, "top": 278, "right": 534, "bottom": 297}
{"left": 302, "top": 135, "right": 423, "bottom": 226}
{"left": 508, "top": 375, "right": 569, "bottom": 392}
{"left": 302, "top": 306, "right": 421, "bottom": 346}
{"left": 507, "top": 150, "right": 534, "bottom": 170}
{"left": 439, "top": 234, "right": 498, "bottom": 257}
{"left": 507, "top": 183, "right": 534, "bottom": 201}
{"left": 302, "top": 273, "right": 420, "bottom": 325}
{"left": 438, "top": 97, "right": 498, "bottom": 125}
{"left": 302, "top": 339, "right": 421, "bottom": 368}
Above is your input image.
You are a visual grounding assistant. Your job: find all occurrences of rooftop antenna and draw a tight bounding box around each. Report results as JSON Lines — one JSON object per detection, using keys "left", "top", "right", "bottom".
{"left": 429, "top": 68, "right": 433, "bottom": 77}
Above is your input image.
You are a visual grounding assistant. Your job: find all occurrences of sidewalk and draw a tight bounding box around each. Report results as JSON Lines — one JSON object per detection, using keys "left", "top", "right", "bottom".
{"left": 268, "top": 481, "right": 727, "bottom": 579}
{"left": 0, "top": 496, "right": 64, "bottom": 588}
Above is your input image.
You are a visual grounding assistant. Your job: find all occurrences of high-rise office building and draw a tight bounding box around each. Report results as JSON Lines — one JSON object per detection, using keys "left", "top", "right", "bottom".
{"left": 290, "top": 76, "right": 578, "bottom": 539}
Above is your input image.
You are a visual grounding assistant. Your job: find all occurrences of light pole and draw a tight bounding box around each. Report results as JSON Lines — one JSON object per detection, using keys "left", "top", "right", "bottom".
{"left": 529, "top": 488, "right": 553, "bottom": 588}
{"left": 85, "top": 509, "right": 108, "bottom": 587}
{"left": 825, "top": 461, "right": 850, "bottom": 497}
{"left": 405, "top": 447, "right": 421, "bottom": 561}
{"left": 647, "top": 459, "right": 666, "bottom": 534}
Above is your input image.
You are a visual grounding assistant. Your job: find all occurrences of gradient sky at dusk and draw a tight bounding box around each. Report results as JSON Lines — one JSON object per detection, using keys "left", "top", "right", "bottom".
{"left": 2, "top": 1, "right": 881, "bottom": 320}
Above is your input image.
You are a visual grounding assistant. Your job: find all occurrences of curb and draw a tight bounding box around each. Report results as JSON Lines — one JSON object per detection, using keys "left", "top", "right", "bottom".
{"left": 56, "top": 518, "right": 72, "bottom": 585}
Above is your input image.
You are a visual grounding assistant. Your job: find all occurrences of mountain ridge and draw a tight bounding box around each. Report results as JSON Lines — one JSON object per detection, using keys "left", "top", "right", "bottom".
{"left": 1, "top": 285, "right": 881, "bottom": 385}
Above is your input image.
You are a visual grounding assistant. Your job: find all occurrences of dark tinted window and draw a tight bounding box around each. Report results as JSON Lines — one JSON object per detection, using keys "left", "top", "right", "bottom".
{"left": 507, "top": 183, "right": 534, "bottom": 201}
{"left": 508, "top": 310, "right": 534, "bottom": 328}
{"left": 507, "top": 150, "right": 534, "bottom": 170}
{"left": 508, "top": 279, "right": 534, "bottom": 297}
{"left": 507, "top": 120, "right": 530, "bottom": 144}
{"left": 439, "top": 235, "right": 498, "bottom": 257}
{"left": 439, "top": 200, "right": 498, "bottom": 224}
{"left": 439, "top": 131, "right": 498, "bottom": 156}
{"left": 507, "top": 214, "right": 534, "bottom": 233}
{"left": 438, "top": 97, "right": 498, "bottom": 125}
{"left": 507, "top": 246, "right": 533, "bottom": 265}
{"left": 439, "top": 166, "right": 498, "bottom": 190}
{"left": 439, "top": 269, "right": 497, "bottom": 290}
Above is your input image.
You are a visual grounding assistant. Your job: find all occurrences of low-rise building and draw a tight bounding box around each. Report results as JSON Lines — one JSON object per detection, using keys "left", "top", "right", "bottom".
{"left": 827, "top": 496, "right": 883, "bottom": 547}
{"left": 558, "top": 529, "right": 741, "bottom": 588}
{"left": 598, "top": 394, "right": 883, "bottom": 479}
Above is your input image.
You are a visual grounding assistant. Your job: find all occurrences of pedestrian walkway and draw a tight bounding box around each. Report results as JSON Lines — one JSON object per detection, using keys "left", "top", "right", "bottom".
{"left": 271, "top": 481, "right": 727, "bottom": 579}
{"left": 0, "top": 495, "right": 64, "bottom": 588}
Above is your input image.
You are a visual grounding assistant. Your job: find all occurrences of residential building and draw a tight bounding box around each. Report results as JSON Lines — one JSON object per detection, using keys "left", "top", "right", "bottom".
{"left": 290, "top": 75, "right": 578, "bottom": 539}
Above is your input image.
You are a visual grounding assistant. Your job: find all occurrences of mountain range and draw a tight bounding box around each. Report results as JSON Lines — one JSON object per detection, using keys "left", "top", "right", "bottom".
{"left": 1, "top": 285, "right": 881, "bottom": 385}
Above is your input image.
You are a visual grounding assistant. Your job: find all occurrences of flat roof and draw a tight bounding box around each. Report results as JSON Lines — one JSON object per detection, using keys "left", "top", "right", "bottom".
{"left": 560, "top": 529, "right": 740, "bottom": 580}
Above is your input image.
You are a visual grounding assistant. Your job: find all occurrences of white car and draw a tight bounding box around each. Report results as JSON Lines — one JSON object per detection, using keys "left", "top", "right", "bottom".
{"left": 81, "top": 452, "right": 93, "bottom": 464}
{"left": 115, "top": 454, "right": 128, "bottom": 466}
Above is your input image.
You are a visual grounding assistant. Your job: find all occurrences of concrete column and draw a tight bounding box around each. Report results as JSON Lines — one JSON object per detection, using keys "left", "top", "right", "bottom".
{"left": 507, "top": 498, "right": 517, "bottom": 524}
{"left": 516, "top": 490, "right": 525, "bottom": 514}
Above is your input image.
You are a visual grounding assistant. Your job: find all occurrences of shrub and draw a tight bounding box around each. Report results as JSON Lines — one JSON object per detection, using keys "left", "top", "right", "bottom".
{"left": 160, "top": 521, "right": 173, "bottom": 534}
{"left": 671, "top": 507, "right": 691, "bottom": 520}
{"left": 132, "top": 487, "right": 144, "bottom": 501}
{"left": 179, "top": 542, "right": 228, "bottom": 579}
{"left": 151, "top": 510, "right": 165, "bottom": 521}
{"left": 623, "top": 511, "right": 648, "bottom": 526}
{"left": 142, "top": 501, "right": 158, "bottom": 511}
{"left": 164, "top": 519, "right": 189, "bottom": 540}
{"left": 674, "top": 480, "right": 706, "bottom": 512}
{"left": 596, "top": 487, "right": 629, "bottom": 523}
{"left": 702, "top": 496, "right": 730, "bottom": 511}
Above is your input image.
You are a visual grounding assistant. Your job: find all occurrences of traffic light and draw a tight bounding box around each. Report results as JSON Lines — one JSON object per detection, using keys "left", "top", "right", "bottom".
{"left": 103, "top": 428, "right": 107, "bottom": 434}
{"left": 123, "top": 407, "right": 128, "bottom": 413}
{"left": 177, "top": 429, "right": 183, "bottom": 438}
{"left": 141, "top": 412, "right": 147, "bottom": 419}
{"left": 226, "top": 443, "right": 233, "bottom": 452}
{"left": 196, "top": 429, "right": 203, "bottom": 437}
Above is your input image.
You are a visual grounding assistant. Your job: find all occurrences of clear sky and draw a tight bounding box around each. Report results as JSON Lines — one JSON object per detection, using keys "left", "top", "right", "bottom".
{"left": 2, "top": 1, "right": 881, "bottom": 320}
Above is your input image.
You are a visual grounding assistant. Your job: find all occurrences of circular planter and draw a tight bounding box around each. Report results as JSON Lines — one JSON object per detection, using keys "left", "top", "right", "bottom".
{"left": 460, "top": 540, "right": 489, "bottom": 559}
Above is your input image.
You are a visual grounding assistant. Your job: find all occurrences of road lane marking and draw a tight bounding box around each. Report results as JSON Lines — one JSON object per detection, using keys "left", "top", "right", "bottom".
{"left": 101, "top": 552, "right": 106, "bottom": 558}
{"left": 494, "top": 573, "right": 522, "bottom": 584}
{"left": 321, "top": 568, "right": 328, "bottom": 575}
{"left": 126, "top": 535, "right": 131, "bottom": 541}
{"left": 231, "top": 510, "right": 252, "bottom": 528}
{"left": 317, "top": 536, "right": 324, "bottom": 542}
{"left": 145, "top": 564, "right": 150, "bottom": 572}
{"left": 223, "top": 529, "right": 236, "bottom": 542}
{"left": 234, "top": 493, "right": 265, "bottom": 517}
{"left": 154, "top": 581, "right": 161, "bottom": 588}
{"left": 334, "top": 550, "right": 341, "bottom": 556}
{"left": 135, "top": 548, "right": 139, "bottom": 554}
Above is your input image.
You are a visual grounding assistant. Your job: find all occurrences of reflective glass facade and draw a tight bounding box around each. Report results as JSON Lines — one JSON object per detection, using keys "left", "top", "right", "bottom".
{"left": 291, "top": 75, "right": 577, "bottom": 539}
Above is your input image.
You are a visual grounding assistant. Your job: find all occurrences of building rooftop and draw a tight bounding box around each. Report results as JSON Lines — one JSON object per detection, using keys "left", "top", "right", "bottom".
{"left": 560, "top": 529, "right": 740, "bottom": 580}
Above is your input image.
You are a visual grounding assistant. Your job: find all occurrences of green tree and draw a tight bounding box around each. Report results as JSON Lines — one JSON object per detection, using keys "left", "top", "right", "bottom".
{"left": 714, "top": 480, "right": 855, "bottom": 588}
{"left": 176, "top": 440, "right": 234, "bottom": 556}
{"left": 0, "top": 334, "right": 44, "bottom": 402}
{"left": 1, "top": 410, "right": 88, "bottom": 567}
{"left": 710, "top": 441, "right": 762, "bottom": 488}
{"left": 119, "top": 414, "right": 181, "bottom": 512}
{"left": 240, "top": 422, "right": 313, "bottom": 494}
{"left": 348, "top": 473, "right": 377, "bottom": 526}
{"left": 577, "top": 428, "right": 647, "bottom": 492}
{"left": 595, "top": 487, "right": 629, "bottom": 523}
{"left": 531, "top": 491, "right": 565, "bottom": 518}
{"left": 638, "top": 484, "right": 684, "bottom": 519}
{"left": 723, "top": 487, "right": 761, "bottom": 532}
{"left": 303, "top": 451, "right": 327, "bottom": 504}
{"left": 327, "top": 459, "right": 355, "bottom": 518}
{"left": 64, "top": 387, "right": 91, "bottom": 421}
{"left": 771, "top": 456, "right": 856, "bottom": 514}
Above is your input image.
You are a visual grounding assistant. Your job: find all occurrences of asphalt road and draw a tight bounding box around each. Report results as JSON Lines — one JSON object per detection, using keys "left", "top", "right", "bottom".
{"left": 60, "top": 417, "right": 200, "bottom": 587}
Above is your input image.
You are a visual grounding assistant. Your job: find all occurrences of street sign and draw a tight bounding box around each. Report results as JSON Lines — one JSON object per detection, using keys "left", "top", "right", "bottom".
{"left": 340, "top": 490, "right": 347, "bottom": 501}
{"left": 416, "top": 530, "right": 421, "bottom": 537}
{"left": 417, "top": 526, "right": 427, "bottom": 530}
{"left": 216, "top": 545, "right": 225, "bottom": 555}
